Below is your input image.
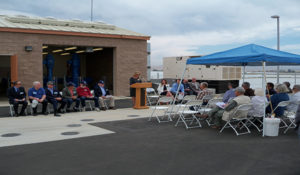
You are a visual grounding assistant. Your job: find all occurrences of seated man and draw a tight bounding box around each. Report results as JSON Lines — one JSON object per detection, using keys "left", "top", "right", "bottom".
{"left": 62, "top": 82, "right": 80, "bottom": 112}
{"left": 207, "top": 87, "right": 251, "bottom": 129}
{"left": 77, "top": 81, "right": 100, "bottom": 112}
{"left": 182, "top": 79, "right": 193, "bottom": 95}
{"left": 45, "top": 81, "right": 66, "bottom": 117}
{"left": 197, "top": 82, "right": 213, "bottom": 105}
{"left": 189, "top": 78, "right": 200, "bottom": 95}
{"left": 242, "top": 82, "right": 255, "bottom": 97}
{"left": 222, "top": 83, "right": 236, "bottom": 103}
{"left": 170, "top": 79, "right": 184, "bottom": 97}
{"left": 28, "top": 81, "right": 48, "bottom": 116}
{"left": 287, "top": 84, "right": 300, "bottom": 112}
{"left": 94, "top": 80, "right": 115, "bottom": 110}
{"left": 7, "top": 80, "right": 28, "bottom": 116}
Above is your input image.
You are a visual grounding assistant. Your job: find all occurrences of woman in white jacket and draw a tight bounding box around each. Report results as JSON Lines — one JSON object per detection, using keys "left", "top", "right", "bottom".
{"left": 248, "top": 88, "right": 267, "bottom": 117}
{"left": 157, "top": 79, "right": 170, "bottom": 96}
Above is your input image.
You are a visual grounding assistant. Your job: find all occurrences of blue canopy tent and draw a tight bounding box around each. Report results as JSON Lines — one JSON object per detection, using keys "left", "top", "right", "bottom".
{"left": 173, "top": 44, "right": 300, "bottom": 136}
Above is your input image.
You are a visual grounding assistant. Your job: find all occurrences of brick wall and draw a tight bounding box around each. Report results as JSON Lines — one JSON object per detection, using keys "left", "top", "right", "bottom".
{"left": 0, "top": 32, "right": 148, "bottom": 96}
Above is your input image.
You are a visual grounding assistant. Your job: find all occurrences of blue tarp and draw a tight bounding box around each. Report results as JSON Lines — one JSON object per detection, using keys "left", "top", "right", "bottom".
{"left": 186, "top": 44, "right": 300, "bottom": 66}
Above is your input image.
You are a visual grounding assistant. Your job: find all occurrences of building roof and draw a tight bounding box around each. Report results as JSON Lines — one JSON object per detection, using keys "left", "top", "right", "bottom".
{"left": 0, "top": 15, "right": 150, "bottom": 40}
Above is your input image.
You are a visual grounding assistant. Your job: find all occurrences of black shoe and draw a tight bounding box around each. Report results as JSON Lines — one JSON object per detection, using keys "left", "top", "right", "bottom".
{"left": 66, "top": 109, "right": 71, "bottom": 113}
{"left": 54, "top": 113, "right": 61, "bottom": 117}
{"left": 73, "top": 107, "right": 79, "bottom": 112}
{"left": 42, "top": 112, "right": 48, "bottom": 115}
{"left": 19, "top": 112, "right": 25, "bottom": 116}
{"left": 100, "top": 107, "right": 106, "bottom": 111}
{"left": 33, "top": 113, "right": 38, "bottom": 116}
{"left": 57, "top": 109, "right": 65, "bottom": 114}
{"left": 14, "top": 113, "right": 19, "bottom": 117}
{"left": 109, "top": 107, "right": 116, "bottom": 110}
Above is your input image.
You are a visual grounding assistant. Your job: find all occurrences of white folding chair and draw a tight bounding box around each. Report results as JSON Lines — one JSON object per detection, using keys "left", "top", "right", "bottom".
{"left": 146, "top": 88, "right": 160, "bottom": 106}
{"left": 200, "top": 98, "right": 223, "bottom": 126}
{"left": 246, "top": 102, "right": 268, "bottom": 132}
{"left": 175, "top": 100, "right": 203, "bottom": 129}
{"left": 9, "top": 104, "right": 28, "bottom": 117}
{"left": 148, "top": 96, "right": 174, "bottom": 123}
{"left": 272, "top": 101, "right": 290, "bottom": 128}
{"left": 220, "top": 104, "right": 253, "bottom": 136}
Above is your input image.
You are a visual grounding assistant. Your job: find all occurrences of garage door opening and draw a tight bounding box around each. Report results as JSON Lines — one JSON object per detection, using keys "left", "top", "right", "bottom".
{"left": 0, "top": 56, "right": 11, "bottom": 97}
{"left": 42, "top": 45, "right": 114, "bottom": 94}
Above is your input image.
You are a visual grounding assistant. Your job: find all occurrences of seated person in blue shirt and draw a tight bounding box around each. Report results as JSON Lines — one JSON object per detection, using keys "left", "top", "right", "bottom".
{"left": 28, "top": 81, "right": 48, "bottom": 116}
{"left": 45, "top": 81, "right": 66, "bottom": 117}
{"left": 94, "top": 80, "right": 115, "bottom": 110}
{"left": 182, "top": 79, "right": 193, "bottom": 95}
{"left": 266, "top": 84, "right": 290, "bottom": 117}
{"left": 222, "top": 83, "right": 236, "bottom": 103}
{"left": 170, "top": 79, "right": 184, "bottom": 97}
{"left": 7, "top": 80, "right": 28, "bottom": 117}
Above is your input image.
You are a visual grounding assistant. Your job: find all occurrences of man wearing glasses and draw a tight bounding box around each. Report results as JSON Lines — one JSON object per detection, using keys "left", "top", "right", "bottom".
{"left": 7, "top": 81, "right": 28, "bottom": 116}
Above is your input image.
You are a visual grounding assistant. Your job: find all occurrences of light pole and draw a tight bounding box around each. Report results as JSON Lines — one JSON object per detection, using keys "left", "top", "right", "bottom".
{"left": 91, "top": 0, "right": 94, "bottom": 21}
{"left": 271, "top": 15, "right": 280, "bottom": 83}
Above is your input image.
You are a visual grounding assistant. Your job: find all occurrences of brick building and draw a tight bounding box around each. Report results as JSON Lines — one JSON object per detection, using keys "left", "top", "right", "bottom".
{"left": 0, "top": 15, "right": 150, "bottom": 96}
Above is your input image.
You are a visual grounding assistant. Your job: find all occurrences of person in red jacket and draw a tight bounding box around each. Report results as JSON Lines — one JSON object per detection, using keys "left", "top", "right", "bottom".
{"left": 76, "top": 81, "right": 100, "bottom": 111}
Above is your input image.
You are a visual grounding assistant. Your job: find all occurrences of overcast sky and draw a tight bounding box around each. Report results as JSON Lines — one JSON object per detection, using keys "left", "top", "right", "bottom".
{"left": 1, "top": 0, "right": 300, "bottom": 66}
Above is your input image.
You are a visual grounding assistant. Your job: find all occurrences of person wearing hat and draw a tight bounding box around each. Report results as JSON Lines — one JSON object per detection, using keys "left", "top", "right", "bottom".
{"left": 62, "top": 82, "right": 80, "bottom": 112}
{"left": 45, "top": 81, "right": 66, "bottom": 117}
{"left": 28, "top": 81, "right": 48, "bottom": 116}
{"left": 76, "top": 81, "right": 100, "bottom": 111}
{"left": 94, "top": 80, "right": 115, "bottom": 110}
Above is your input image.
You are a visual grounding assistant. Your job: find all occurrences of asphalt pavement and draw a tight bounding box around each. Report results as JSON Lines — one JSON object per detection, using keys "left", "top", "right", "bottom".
{"left": 0, "top": 118, "right": 299, "bottom": 175}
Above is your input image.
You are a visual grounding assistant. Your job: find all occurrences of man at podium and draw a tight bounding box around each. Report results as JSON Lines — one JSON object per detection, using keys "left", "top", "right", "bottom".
{"left": 129, "top": 71, "right": 142, "bottom": 106}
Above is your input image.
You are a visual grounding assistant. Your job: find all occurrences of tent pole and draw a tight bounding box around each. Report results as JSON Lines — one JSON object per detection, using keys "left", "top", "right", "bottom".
{"left": 170, "top": 63, "right": 187, "bottom": 113}
{"left": 243, "top": 65, "right": 246, "bottom": 83}
{"left": 262, "top": 61, "right": 267, "bottom": 137}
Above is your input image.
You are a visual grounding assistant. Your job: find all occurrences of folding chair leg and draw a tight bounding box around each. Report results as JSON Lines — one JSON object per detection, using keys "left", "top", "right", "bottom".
{"left": 284, "top": 119, "right": 296, "bottom": 134}
{"left": 220, "top": 122, "right": 229, "bottom": 133}
{"left": 279, "top": 118, "right": 288, "bottom": 128}
{"left": 246, "top": 119, "right": 261, "bottom": 132}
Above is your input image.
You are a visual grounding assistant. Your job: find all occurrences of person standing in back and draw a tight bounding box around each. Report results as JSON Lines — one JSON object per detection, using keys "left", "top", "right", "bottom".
{"left": 7, "top": 81, "right": 28, "bottom": 116}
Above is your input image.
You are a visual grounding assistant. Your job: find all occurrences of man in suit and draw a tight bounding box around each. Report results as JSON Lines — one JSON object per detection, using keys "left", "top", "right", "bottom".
{"left": 94, "top": 80, "right": 115, "bottom": 110}
{"left": 45, "top": 81, "right": 66, "bottom": 117}
{"left": 28, "top": 81, "right": 48, "bottom": 116}
{"left": 7, "top": 81, "right": 28, "bottom": 116}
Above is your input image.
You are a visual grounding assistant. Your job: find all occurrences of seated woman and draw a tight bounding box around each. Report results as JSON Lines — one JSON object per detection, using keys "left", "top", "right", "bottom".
{"left": 157, "top": 79, "right": 171, "bottom": 96}
{"left": 266, "top": 84, "right": 290, "bottom": 117}
{"left": 248, "top": 88, "right": 267, "bottom": 117}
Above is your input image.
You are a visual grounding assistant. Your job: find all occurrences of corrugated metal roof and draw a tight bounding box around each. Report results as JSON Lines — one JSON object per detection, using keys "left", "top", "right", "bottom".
{"left": 0, "top": 15, "right": 149, "bottom": 38}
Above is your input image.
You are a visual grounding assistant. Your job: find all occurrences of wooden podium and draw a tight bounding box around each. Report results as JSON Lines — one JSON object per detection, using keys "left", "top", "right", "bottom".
{"left": 130, "top": 82, "right": 152, "bottom": 109}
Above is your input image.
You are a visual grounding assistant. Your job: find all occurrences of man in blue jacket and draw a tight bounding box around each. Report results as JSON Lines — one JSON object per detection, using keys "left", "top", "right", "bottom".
{"left": 45, "top": 81, "right": 66, "bottom": 117}
{"left": 94, "top": 80, "right": 115, "bottom": 110}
